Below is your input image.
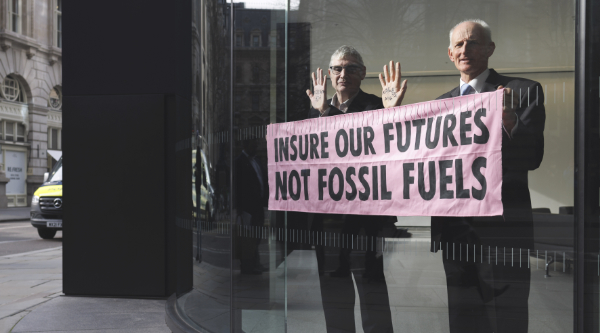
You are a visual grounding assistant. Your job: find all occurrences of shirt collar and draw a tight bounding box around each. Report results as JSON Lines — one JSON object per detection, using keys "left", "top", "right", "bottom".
{"left": 330, "top": 91, "right": 359, "bottom": 113}
{"left": 459, "top": 68, "right": 490, "bottom": 94}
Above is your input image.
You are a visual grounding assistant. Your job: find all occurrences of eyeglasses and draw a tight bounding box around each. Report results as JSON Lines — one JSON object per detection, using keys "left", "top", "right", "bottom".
{"left": 329, "top": 65, "right": 363, "bottom": 75}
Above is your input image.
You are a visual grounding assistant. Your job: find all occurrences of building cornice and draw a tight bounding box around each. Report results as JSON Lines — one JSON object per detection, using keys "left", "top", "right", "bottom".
{"left": 0, "top": 31, "right": 62, "bottom": 63}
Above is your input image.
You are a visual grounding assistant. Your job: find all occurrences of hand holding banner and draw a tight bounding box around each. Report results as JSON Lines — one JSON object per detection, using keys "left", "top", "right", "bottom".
{"left": 267, "top": 90, "right": 504, "bottom": 217}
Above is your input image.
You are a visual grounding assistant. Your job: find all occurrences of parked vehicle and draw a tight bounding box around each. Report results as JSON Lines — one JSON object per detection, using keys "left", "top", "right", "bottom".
{"left": 30, "top": 155, "right": 62, "bottom": 239}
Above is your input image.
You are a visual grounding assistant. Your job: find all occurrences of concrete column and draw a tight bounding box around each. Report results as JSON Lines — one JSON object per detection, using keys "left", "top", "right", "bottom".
{"left": 26, "top": 104, "right": 49, "bottom": 204}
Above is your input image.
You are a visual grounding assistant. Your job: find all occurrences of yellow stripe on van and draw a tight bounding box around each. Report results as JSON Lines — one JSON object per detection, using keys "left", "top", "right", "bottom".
{"left": 34, "top": 185, "right": 62, "bottom": 197}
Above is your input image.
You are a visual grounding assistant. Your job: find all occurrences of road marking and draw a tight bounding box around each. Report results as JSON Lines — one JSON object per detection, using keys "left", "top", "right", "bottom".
{"left": 0, "top": 226, "right": 31, "bottom": 230}
{"left": 0, "top": 246, "right": 62, "bottom": 259}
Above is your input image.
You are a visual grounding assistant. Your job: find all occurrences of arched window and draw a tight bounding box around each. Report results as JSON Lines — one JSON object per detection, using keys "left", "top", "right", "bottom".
{"left": 2, "top": 75, "right": 25, "bottom": 103}
{"left": 49, "top": 87, "right": 62, "bottom": 110}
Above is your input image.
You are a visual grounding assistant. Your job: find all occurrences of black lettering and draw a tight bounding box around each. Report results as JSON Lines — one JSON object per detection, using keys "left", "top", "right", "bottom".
{"left": 383, "top": 123, "right": 394, "bottom": 153}
{"left": 350, "top": 128, "right": 362, "bottom": 157}
{"left": 474, "top": 108, "right": 489, "bottom": 144}
{"left": 418, "top": 161, "right": 436, "bottom": 200}
{"left": 329, "top": 167, "right": 344, "bottom": 201}
{"left": 358, "top": 166, "right": 370, "bottom": 201}
{"left": 425, "top": 117, "right": 441, "bottom": 149}
{"left": 439, "top": 160, "right": 454, "bottom": 199}
{"left": 289, "top": 170, "right": 301, "bottom": 201}
{"left": 278, "top": 137, "right": 289, "bottom": 161}
{"left": 472, "top": 157, "right": 487, "bottom": 200}
{"left": 310, "top": 134, "right": 320, "bottom": 159}
{"left": 460, "top": 111, "right": 472, "bottom": 145}
{"left": 372, "top": 166, "right": 379, "bottom": 200}
{"left": 320, "top": 132, "right": 329, "bottom": 158}
{"left": 412, "top": 119, "right": 426, "bottom": 150}
{"left": 381, "top": 165, "right": 392, "bottom": 200}
{"left": 364, "top": 126, "right": 376, "bottom": 155}
{"left": 301, "top": 169, "right": 311, "bottom": 200}
{"left": 335, "top": 129, "right": 349, "bottom": 157}
{"left": 403, "top": 163, "right": 414, "bottom": 199}
{"left": 346, "top": 167, "right": 357, "bottom": 200}
{"left": 318, "top": 169, "right": 327, "bottom": 200}
{"left": 455, "top": 159, "right": 470, "bottom": 198}
{"left": 274, "top": 139, "right": 278, "bottom": 162}
{"left": 275, "top": 171, "right": 287, "bottom": 200}
{"left": 299, "top": 135, "right": 309, "bottom": 160}
{"left": 443, "top": 114, "right": 459, "bottom": 147}
{"left": 290, "top": 135, "right": 298, "bottom": 161}
{"left": 396, "top": 121, "right": 411, "bottom": 152}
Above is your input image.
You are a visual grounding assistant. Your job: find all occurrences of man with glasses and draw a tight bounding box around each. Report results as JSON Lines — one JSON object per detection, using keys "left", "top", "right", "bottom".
{"left": 304, "top": 45, "right": 405, "bottom": 333}
{"left": 307, "top": 45, "right": 406, "bottom": 117}
{"left": 431, "top": 19, "right": 546, "bottom": 333}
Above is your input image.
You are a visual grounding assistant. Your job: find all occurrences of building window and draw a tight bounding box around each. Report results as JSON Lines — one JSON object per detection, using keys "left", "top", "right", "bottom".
{"left": 252, "top": 64, "right": 260, "bottom": 82}
{"left": 9, "top": 0, "right": 21, "bottom": 34}
{"left": 2, "top": 76, "right": 25, "bottom": 103}
{"left": 49, "top": 87, "right": 62, "bottom": 110}
{"left": 16, "top": 124, "right": 24, "bottom": 142}
{"left": 48, "top": 128, "right": 61, "bottom": 150}
{"left": 5, "top": 122, "right": 14, "bottom": 141}
{"left": 250, "top": 30, "right": 261, "bottom": 47}
{"left": 55, "top": 0, "right": 62, "bottom": 48}
{"left": 0, "top": 121, "right": 26, "bottom": 143}
{"left": 235, "top": 32, "right": 243, "bottom": 47}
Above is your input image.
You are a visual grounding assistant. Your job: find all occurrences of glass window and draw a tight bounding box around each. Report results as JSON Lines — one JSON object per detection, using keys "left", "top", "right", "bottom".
{"left": 49, "top": 87, "right": 62, "bottom": 109}
{"left": 16, "top": 124, "right": 24, "bottom": 142}
{"left": 235, "top": 32, "right": 243, "bottom": 47}
{"left": 10, "top": 0, "right": 20, "bottom": 34}
{"left": 5, "top": 122, "right": 14, "bottom": 141}
{"left": 3, "top": 76, "right": 20, "bottom": 102}
{"left": 56, "top": 0, "right": 62, "bottom": 48}
{"left": 180, "top": 0, "right": 586, "bottom": 332}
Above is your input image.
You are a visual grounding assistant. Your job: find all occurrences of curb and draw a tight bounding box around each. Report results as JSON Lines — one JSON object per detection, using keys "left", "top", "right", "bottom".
{"left": 0, "top": 218, "right": 30, "bottom": 223}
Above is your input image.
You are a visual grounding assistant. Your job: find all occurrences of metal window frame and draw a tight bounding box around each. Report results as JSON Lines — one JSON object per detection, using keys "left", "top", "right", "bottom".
{"left": 575, "top": 0, "right": 600, "bottom": 332}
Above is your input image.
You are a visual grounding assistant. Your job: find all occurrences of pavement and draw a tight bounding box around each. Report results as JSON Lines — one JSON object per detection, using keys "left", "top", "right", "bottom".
{"left": 0, "top": 208, "right": 30, "bottom": 223}
{"left": 0, "top": 247, "right": 171, "bottom": 333}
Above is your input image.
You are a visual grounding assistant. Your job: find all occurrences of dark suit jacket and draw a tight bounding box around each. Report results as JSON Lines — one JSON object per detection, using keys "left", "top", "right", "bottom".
{"left": 308, "top": 89, "right": 384, "bottom": 118}
{"left": 234, "top": 152, "right": 268, "bottom": 223}
{"left": 307, "top": 89, "right": 395, "bottom": 233}
{"left": 431, "top": 69, "right": 546, "bottom": 251}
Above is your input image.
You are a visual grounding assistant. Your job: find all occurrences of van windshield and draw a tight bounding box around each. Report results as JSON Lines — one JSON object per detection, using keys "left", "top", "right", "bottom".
{"left": 47, "top": 157, "right": 62, "bottom": 182}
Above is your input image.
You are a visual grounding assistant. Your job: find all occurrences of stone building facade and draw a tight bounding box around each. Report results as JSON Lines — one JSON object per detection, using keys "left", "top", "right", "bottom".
{"left": 0, "top": 0, "right": 62, "bottom": 207}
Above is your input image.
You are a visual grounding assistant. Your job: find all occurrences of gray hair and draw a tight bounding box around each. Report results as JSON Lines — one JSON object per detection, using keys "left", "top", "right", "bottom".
{"left": 448, "top": 19, "right": 492, "bottom": 48}
{"left": 329, "top": 45, "right": 364, "bottom": 66}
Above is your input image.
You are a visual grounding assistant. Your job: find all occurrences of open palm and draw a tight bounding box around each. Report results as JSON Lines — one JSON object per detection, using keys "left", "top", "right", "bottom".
{"left": 379, "top": 61, "right": 407, "bottom": 108}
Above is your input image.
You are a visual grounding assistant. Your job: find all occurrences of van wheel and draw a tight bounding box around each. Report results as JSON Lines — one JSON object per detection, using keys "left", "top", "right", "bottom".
{"left": 38, "top": 228, "right": 57, "bottom": 239}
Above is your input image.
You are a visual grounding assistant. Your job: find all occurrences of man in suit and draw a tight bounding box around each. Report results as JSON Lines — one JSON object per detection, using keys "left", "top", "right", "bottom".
{"left": 234, "top": 138, "right": 268, "bottom": 275}
{"left": 431, "top": 19, "right": 546, "bottom": 333}
{"left": 304, "top": 45, "right": 406, "bottom": 333}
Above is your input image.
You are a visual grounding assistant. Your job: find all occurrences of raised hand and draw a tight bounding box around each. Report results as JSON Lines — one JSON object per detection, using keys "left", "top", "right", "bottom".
{"left": 379, "top": 61, "right": 408, "bottom": 108}
{"left": 498, "top": 86, "right": 518, "bottom": 133}
{"left": 306, "top": 68, "right": 328, "bottom": 115}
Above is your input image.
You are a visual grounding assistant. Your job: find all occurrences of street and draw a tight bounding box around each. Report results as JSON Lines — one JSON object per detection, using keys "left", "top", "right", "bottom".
{"left": 0, "top": 222, "right": 62, "bottom": 257}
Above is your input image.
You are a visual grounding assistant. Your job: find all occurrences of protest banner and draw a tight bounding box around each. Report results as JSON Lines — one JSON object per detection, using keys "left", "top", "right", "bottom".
{"left": 267, "top": 90, "right": 504, "bottom": 216}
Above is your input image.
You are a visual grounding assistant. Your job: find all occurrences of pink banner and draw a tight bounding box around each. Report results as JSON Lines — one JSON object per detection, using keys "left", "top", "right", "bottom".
{"left": 267, "top": 90, "right": 504, "bottom": 217}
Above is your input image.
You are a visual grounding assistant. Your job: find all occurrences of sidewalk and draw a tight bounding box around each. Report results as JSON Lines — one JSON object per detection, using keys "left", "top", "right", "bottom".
{"left": 0, "top": 247, "right": 170, "bottom": 333}
{"left": 0, "top": 208, "right": 30, "bottom": 223}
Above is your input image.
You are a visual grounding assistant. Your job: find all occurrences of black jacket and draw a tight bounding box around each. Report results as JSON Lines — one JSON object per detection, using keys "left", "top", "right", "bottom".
{"left": 431, "top": 69, "right": 546, "bottom": 251}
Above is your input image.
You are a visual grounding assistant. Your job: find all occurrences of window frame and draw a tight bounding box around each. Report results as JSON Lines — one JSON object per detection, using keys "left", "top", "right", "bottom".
{"left": 54, "top": 0, "right": 62, "bottom": 48}
{"left": 8, "top": 0, "right": 22, "bottom": 34}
